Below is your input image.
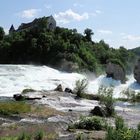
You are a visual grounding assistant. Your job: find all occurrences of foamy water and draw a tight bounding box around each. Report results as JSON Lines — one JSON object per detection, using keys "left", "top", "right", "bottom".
{"left": 0, "top": 65, "right": 140, "bottom": 97}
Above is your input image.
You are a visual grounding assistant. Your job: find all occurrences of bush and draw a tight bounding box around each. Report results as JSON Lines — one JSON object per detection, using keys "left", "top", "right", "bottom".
{"left": 74, "top": 79, "right": 88, "bottom": 98}
{"left": 68, "top": 116, "right": 106, "bottom": 131}
{"left": 121, "top": 88, "right": 140, "bottom": 102}
{"left": 98, "top": 86, "right": 115, "bottom": 116}
{"left": 115, "top": 116, "right": 125, "bottom": 130}
{"left": 34, "top": 130, "right": 44, "bottom": 140}
{"left": 105, "top": 117, "right": 140, "bottom": 140}
{"left": 137, "top": 122, "right": 140, "bottom": 131}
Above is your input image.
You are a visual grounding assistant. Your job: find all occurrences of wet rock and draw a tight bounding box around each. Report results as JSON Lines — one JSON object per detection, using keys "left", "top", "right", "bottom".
{"left": 54, "top": 84, "right": 63, "bottom": 92}
{"left": 90, "top": 106, "right": 106, "bottom": 117}
{"left": 106, "top": 62, "right": 125, "bottom": 83}
{"left": 64, "top": 88, "right": 73, "bottom": 94}
{"left": 134, "top": 59, "right": 140, "bottom": 84}
{"left": 13, "top": 94, "right": 42, "bottom": 101}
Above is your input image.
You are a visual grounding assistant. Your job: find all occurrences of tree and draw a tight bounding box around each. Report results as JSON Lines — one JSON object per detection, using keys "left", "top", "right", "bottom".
{"left": 84, "top": 28, "right": 94, "bottom": 41}
{"left": 0, "top": 27, "right": 5, "bottom": 40}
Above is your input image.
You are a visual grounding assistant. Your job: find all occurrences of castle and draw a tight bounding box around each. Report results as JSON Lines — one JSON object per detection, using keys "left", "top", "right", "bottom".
{"left": 9, "top": 15, "right": 56, "bottom": 34}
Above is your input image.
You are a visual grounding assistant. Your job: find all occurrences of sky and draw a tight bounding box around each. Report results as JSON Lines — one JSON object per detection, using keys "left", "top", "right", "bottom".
{"left": 0, "top": 0, "right": 140, "bottom": 49}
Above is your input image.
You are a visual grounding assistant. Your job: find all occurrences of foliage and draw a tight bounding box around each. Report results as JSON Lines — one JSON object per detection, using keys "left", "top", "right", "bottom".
{"left": 115, "top": 116, "right": 125, "bottom": 130}
{"left": 121, "top": 88, "right": 140, "bottom": 102}
{"left": 76, "top": 133, "right": 84, "bottom": 140}
{"left": 0, "top": 101, "right": 31, "bottom": 115}
{"left": 68, "top": 116, "right": 106, "bottom": 131}
{"left": 84, "top": 28, "right": 94, "bottom": 41}
{"left": 34, "top": 130, "right": 44, "bottom": 140}
{"left": 0, "top": 17, "right": 136, "bottom": 74}
{"left": 98, "top": 86, "right": 115, "bottom": 116}
{"left": 18, "top": 132, "right": 31, "bottom": 140}
{"left": 105, "top": 116, "right": 140, "bottom": 140}
{"left": 74, "top": 79, "right": 88, "bottom": 98}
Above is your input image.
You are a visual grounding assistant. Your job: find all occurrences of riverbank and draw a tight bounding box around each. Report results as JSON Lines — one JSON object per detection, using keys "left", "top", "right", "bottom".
{"left": 0, "top": 90, "right": 140, "bottom": 139}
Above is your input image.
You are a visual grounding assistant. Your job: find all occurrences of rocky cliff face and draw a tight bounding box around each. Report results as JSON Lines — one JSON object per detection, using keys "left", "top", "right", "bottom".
{"left": 134, "top": 60, "right": 140, "bottom": 84}
{"left": 106, "top": 62, "right": 126, "bottom": 83}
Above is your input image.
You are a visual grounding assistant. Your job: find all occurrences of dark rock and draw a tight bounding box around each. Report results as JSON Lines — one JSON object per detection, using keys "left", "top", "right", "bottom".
{"left": 13, "top": 94, "right": 25, "bottom": 101}
{"left": 54, "top": 84, "right": 63, "bottom": 92}
{"left": 42, "top": 95, "right": 46, "bottom": 98}
{"left": 90, "top": 106, "right": 106, "bottom": 117}
{"left": 134, "top": 60, "right": 140, "bottom": 84}
{"left": 13, "top": 94, "right": 42, "bottom": 101}
{"left": 26, "top": 97, "right": 42, "bottom": 100}
{"left": 68, "top": 109, "right": 73, "bottom": 112}
{"left": 64, "top": 88, "right": 73, "bottom": 93}
{"left": 106, "top": 62, "right": 126, "bottom": 83}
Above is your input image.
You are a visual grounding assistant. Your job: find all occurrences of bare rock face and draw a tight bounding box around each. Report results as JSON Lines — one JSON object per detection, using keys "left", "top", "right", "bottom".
{"left": 134, "top": 60, "right": 140, "bottom": 84}
{"left": 106, "top": 62, "right": 125, "bottom": 83}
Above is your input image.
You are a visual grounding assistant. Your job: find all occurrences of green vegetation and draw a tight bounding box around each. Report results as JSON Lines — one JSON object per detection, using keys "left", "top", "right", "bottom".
{"left": 121, "top": 88, "right": 140, "bottom": 102}
{"left": 74, "top": 79, "right": 88, "bottom": 98}
{"left": 105, "top": 116, "right": 140, "bottom": 140}
{"left": 68, "top": 116, "right": 107, "bottom": 131}
{"left": 34, "top": 130, "right": 44, "bottom": 140}
{"left": 98, "top": 86, "right": 115, "bottom": 116}
{"left": 0, "top": 17, "right": 136, "bottom": 74}
{"left": 0, "top": 130, "right": 44, "bottom": 140}
{"left": 0, "top": 101, "right": 31, "bottom": 116}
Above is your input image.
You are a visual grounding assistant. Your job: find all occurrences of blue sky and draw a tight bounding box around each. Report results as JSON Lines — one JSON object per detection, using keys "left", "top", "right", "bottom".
{"left": 0, "top": 0, "right": 140, "bottom": 49}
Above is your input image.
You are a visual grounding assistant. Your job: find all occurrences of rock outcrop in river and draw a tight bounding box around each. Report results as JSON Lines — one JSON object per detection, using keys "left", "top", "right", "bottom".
{"left": 106, "top": 62, "right": 126, "bottom": 83}
{"left": 134, "top": 59, "right": 140, "bottom": 84}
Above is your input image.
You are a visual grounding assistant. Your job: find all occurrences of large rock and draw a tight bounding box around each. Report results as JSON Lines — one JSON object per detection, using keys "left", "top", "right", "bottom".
{"left": 54, "top": 84, "right": 63, "bottom": 92}
{"left": 90, "top": 106, "right": 106, "bottom": 117}
{"left": 106, "top": 62, "right": 125, "bottom": 83}
{"left": 64, "top": 88, "right": 73, "bottom": 93}
{"left": 134, "top": 60, "right": 140, "bottom": 84}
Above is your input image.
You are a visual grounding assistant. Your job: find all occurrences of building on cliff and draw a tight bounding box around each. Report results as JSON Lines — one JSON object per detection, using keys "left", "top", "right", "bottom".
{"left": 9, "top": 15, "right": 56, "bottom": 34}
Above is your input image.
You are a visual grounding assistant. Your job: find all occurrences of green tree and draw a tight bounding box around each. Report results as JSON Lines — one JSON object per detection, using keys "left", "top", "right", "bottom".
{"left": 84, "top": 28, "right": 94, "bottom": 41}
{"left": 0, "top": 27, "right": 5, "bottom": 40}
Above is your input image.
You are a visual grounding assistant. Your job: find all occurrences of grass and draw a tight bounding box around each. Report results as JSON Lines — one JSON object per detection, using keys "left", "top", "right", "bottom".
{"left": 0, "top": 130, "right": 44, "bottom": 140}
{"left": 105, "top": 116, "right": 140, "bottom": 140}
{"left": 0, "top": 101, "right": 31, "bottom": 116}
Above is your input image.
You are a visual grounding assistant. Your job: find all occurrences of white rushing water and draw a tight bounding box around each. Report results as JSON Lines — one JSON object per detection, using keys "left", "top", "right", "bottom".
{"left": 0, "top": 65, "right": 140, "bottom": 97}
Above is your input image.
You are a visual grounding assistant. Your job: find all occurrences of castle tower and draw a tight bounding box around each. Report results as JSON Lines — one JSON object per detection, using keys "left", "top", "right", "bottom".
{"left": 9, "top": 24, "right": 15, "bottom": 34}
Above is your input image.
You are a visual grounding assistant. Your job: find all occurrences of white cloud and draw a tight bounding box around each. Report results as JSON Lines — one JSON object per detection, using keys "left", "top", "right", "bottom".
{"left": 98, "top": 29, "right": 112, "bottom": 35}
{"left": 18, "top": 9, "right": 41, "bottom": 19}
{"left": 123, "top": 34, "right": 140, "bottom": 41}
{"left": 54, "top": 9, "right": 89, "bottom": 24}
